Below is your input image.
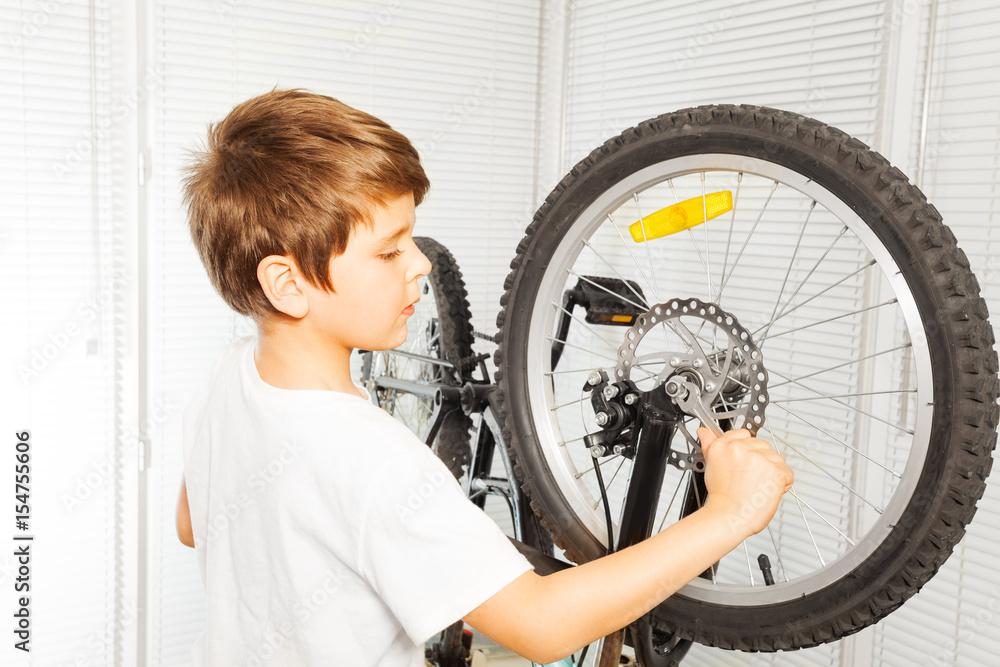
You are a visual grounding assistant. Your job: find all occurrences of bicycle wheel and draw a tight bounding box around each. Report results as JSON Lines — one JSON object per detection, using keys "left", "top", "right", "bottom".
{"left": 494, "top": 105, "right": 998, "bottom": 650}
{"left": 365, "top": 236, "right": 475, "bottom": 480}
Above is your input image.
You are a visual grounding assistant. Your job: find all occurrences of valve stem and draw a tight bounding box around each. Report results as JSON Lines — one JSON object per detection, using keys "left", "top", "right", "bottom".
{"left": 758, "top": 554, "right": 775, "bottom": 586}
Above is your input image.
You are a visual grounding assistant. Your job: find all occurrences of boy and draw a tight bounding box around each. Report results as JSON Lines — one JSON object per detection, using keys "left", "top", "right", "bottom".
{"left": 176, "top": 89, "right": 793, "bottom": 666}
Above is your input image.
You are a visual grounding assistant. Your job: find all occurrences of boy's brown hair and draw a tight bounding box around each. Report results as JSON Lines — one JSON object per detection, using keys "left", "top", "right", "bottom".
{"left": 182, "top": 88, "right": 430, "bottom": 325}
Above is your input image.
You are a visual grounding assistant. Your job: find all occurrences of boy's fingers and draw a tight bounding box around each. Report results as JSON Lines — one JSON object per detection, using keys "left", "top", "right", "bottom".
{"left": 700, "top": 427, "right": 769, "bottom": 454}
{"left": 761, "top": 451, "right": 784, "bottom": 465}
{"left": 697, "top": 427, "right": 717, "bottom": 453}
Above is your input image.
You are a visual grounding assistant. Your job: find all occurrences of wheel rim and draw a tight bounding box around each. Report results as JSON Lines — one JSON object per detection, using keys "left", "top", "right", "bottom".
{"left": 370, "top": 275, "right": 444, "bottom": 440}
{"left": 522, "top": 154, "right": 934, "bottom": 605}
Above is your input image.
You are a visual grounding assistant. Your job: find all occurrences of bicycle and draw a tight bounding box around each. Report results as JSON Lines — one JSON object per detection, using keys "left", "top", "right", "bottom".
{"left": 362, "top": 105, "right": 999, "bottom": 666}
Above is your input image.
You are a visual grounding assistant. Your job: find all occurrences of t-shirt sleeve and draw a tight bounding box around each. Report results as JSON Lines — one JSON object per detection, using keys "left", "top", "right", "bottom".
{"left": 356, "top": 445, "right": 534, "bottom": 645}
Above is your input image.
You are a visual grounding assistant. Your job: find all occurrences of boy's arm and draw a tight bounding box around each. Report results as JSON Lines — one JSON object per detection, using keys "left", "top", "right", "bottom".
{"left": 463, "top": 428, "right": 792, "bottom": 665}
{"left": 176, "top": 477, "right": 195, "bottom": 548}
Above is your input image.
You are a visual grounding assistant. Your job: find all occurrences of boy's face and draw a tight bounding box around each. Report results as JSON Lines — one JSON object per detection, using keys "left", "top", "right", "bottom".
{"left": 306, "top": 192, "right": 432, "bottom": 352}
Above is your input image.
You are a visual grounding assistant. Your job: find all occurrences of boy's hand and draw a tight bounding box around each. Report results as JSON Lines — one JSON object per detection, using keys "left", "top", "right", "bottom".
{"left": 697, "top": 427, "right": 793, "bottom": 538}
{"left": 465, "top": 428, "right": 793, "bottom": 663}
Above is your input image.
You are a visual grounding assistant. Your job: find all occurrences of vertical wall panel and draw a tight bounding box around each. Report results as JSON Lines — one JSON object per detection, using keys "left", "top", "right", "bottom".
{"left": 0, "top": 0, "right": 132, "bottom": 665}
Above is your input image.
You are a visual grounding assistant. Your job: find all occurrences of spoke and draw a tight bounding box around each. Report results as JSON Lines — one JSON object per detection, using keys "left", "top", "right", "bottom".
{"left": 718, "top": 180, "right": 778, "bottom": 299}
{"left": 404, "top": 331, "right": 422, "bottom": 354}
{"left": 632, "top": 359, "right": 675, "bottom": 369}
{"left": 633, "top": 193, "right": 663, "bottom": 303}
{"left": 770, "top": 402, "right": 902, "bottom": 478}
{"left": 767, "top": 369, "right": 919, "bottom": 440}
{"left": 764, "top": 525, "right": 790, "bottom": 582}
{"left": 546, "top": 335, "right": 618, "bottom": 365}
{"left": 632, "top": 193, "right": 674, "bottom": 351}
{"left": 743, "top": 540, "right": 757, "bottom": 587}
{"left": 770, "top": 370, "right": 916, "bottom": 435}
{"left": 762, "top": 432, "right": 825, "bottom": 571}
{"left": 545, "top": 367, "right": 608, "bottom": 376}
{"left": 567, "top": 252, "right": 715, "bottom": 358}
{"left": 626, "top": 363, "right": 661, "bottom": 382}
{"left": 608, "top": 212, "right": 658, "bottom": 303}
{"left": 767, "top": 343, "right": 912, "bottom": 390}
{"left": 769, "top": 430, "right": 883, "bottom": 514}
{"left": 759, "top": 221, "right": 844, "bottom": 342}
{"left": 793, "top": 493, "right": 827, "bottom": 567}
{"left": 558, "top": 435, "right": 586, "bottom": 447}
{"left": 582, "top": 239, "right": 650, "bottom": 308}
{"left": 664, "top": 318, "right": 726, "bottom": 362}
{"left": 425, "top": 330, "right": 441, "bottom": 351}
{"left": 575, "top": 453, "right": 622, "bottom": 479}
{"left": 589, "top": 457, "right": 629, "bottom": 509}
{"left": 765, "top": 298, "right": 898, "bottom": 340}
{"left": 606, "top": 456, "right": 627, "bottom": 487}
{"left": 718, "top": 173, "right": 742, "bottom": 298}
{"left": 764, "top": 200, "right": 815, "bottom": 336}
{"left": 673, "top": 320, "right": 737, "bottom": 395}
{"left": 664, "top": 179, "right": 714, "bottom": 300}
{"left": 394, "top": 399, "right": 416, "bottom": 432}
{"left": 724, "top": 373, "right": 751, "bottom": 391}
{"left": 657, "top": 469, "right": 691, "bottom": 533}
{"left": 788, "top": 488, "right": 856, "bottom": 547}
{"left": 565, "top": 272, "right": 675, "bottom": 368}
{"left": 568, "top": 271, "right": 647, "bottom": 313}
{"left": 701, "top": 173, "right": 715, "bottom": 301}
{"left": 753, "top": 260, "right": 877, "bottom": 339}
{"left": 715, "top": 386, "right": 735, "bottom": 413}
{"left": 552, "top": 301, "right": 623, "bottom": 353}
{"left": 686, "top": 225, "right": 713, "bottom": 299}
{"left": 661, "top": 318, "right": 703, "bottom": 355}
{"left": 691, "top": 316, "right": 713, "bottom": 358}
{"left": 552, "top": 395, "right": 587, "bottom": 411}
{"left": 769, "top": 388, "right": 916, "bottom": 403}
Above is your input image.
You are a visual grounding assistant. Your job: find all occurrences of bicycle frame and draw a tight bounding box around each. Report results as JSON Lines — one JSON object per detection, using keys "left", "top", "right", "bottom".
{"left": 362, "top": 347, "right": 555, "bottom": 555}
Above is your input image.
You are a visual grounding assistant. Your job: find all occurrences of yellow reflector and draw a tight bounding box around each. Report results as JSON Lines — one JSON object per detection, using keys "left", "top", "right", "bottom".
{"left": 629, "top": 190, "right": 733, "bottom": 242}
{"left": 594, "top": 313, "right": 635, "bottom": 324}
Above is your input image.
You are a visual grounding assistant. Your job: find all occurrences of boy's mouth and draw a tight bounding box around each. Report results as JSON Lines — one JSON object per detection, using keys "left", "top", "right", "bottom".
{"left": 402, "top": 298, "right": 419, "bottom": 316}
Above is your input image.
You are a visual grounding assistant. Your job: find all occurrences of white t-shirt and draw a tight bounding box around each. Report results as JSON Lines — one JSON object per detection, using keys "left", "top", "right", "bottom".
{"left": 182, "top": 336, "right": 533, "bottom": 666}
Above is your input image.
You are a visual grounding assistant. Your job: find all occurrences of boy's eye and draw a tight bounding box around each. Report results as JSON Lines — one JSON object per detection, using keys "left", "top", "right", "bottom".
{"left": 379, "top": 249, "right": 403, "bottom": 262}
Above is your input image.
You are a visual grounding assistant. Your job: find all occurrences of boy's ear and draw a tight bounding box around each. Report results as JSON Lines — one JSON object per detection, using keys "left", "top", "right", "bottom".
{"left": 257, "top": 255, "right": 309, "bottom": 319}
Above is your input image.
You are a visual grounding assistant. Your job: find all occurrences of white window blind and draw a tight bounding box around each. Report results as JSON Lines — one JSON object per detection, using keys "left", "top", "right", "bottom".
{"left": 871, "top": 1, "right": 1000, "bottom": 665}
{"left": 564, "top": 0, "right": 885, "bottom": 169}
{"left": 146, "top": 1, "right": 541, "bottom": 663}
{"left": 0, "top": 1, "right": 134, "bottom": 666}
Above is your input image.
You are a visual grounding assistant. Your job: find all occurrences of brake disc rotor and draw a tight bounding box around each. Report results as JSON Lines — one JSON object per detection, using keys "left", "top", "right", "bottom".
{"left": 613, "top": 297, "right": 769, "bottom": 463}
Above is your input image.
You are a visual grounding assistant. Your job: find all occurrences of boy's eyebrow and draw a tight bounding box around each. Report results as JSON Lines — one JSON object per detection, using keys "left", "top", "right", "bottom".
{"left": 374, "top": 220, "right": 415, "bottom": 247}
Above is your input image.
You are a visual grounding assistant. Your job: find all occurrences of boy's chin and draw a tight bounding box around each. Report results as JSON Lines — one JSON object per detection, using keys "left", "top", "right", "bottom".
{"left": 366, "top": 331, "right": 408, "bottom": 352}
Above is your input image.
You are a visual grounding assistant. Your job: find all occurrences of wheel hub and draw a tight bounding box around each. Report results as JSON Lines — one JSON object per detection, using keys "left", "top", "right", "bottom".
{"left": 613, "top": 297, "right": 769, "bottom": 455}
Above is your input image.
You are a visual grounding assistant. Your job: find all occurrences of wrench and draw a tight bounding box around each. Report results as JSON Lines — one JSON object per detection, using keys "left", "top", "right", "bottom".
{"left": 664, "top": 376, "right": 724, "bottom": 437}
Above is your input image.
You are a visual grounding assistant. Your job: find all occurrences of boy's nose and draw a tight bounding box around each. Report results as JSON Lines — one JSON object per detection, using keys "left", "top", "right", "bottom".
{"left": 410, "top": 246, "right": 432, "bottom": 281}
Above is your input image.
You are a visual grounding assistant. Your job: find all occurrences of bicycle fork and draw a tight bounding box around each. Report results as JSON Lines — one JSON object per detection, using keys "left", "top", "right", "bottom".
{"left": 597, "top": 404, "right": 694, "bottom": 667}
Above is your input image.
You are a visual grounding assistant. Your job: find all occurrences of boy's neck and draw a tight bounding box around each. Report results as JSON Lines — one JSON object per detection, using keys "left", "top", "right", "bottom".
{"left": 253, "top": 321, "right": 365, "bottom": 398}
